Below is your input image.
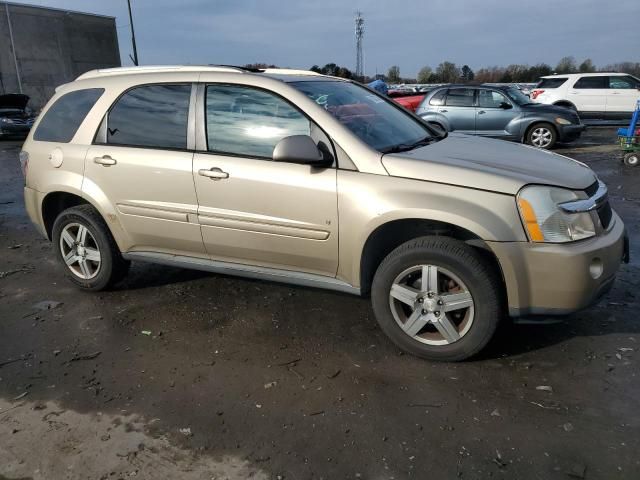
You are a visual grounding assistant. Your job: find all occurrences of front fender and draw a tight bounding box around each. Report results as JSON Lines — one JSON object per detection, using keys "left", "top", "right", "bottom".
{"left": 336, "top": 171, "right": 526, "bottom": 287}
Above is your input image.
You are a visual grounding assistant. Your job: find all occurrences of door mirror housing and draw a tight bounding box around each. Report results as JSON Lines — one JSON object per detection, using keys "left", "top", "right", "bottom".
{"left": 273, "top": 135, "right": 331, "bottom": 167}
{"left": 500, "top": 102, "right": 513, "bottom": 109}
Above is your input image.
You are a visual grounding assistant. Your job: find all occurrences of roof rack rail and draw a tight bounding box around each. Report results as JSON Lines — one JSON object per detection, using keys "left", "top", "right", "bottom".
{"left": 76, "top": 65, "right": 246, "bottom": 81}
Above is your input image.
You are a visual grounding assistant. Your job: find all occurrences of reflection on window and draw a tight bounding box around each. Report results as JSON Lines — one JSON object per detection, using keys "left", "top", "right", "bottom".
{"left": 107, "top": 85, "right": 191, "bottom": 149}
{"left": 205, "top": 85, "right": 310, "bottom": 158}
{"left": 609, "top": 76, "right": 639, "bottom": 89}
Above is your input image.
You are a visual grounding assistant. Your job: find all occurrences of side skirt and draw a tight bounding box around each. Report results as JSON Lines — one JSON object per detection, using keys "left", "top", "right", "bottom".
{"left": 122, "top": 251, "right": 361, "bottom": 296}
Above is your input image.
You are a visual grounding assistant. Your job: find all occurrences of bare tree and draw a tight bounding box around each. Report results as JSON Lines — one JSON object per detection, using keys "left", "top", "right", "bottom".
{"left": 417, "top": 66, "right": 432, "bottom": 84}
{"left": 387, "top": 65, "right": 401, "bottom": 83}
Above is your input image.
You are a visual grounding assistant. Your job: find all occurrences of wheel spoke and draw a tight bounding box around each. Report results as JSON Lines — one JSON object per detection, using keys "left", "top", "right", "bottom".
{"left": 441, "top": 291, "right": 473, "bottom": 312}
{"left": 402, "top": 310, "right": 428, "bottom": 337}
{"left": 432, "top": 314, "right": 460, "bottom": 343}
{"left": 422, "top": 265, "right": 438, "bottom": 294}
{"left": 76, "top": 225, "right": 88, "bottom": 245}
{"left": 61, "top": 230, "right": 75, "bottom": 248}
{"left": 390, "top": 284, "right": 419, "bottom": 306}
{"left": 84, "top": 247, "right": 101, "bottom": 262}
{"left": 64, "top": 251, "right": 77, "bottom": 266}
{"left": 78, "top": 259, "right": 90, "bottom": 278}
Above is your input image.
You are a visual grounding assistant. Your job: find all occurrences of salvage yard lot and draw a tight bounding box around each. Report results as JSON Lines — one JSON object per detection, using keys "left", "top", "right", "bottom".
{"left": 1, "top": 128, "right": 639, "bottom": 479}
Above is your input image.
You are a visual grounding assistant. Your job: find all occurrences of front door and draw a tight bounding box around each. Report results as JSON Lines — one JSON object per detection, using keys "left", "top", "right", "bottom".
{"left": 606, "top": 75, "right": 640, "bottom": 118}
{"left": 475, "top": 89, "right": 516, "bottom": 138}
{"left": 84, "top": 84, "right": 205, "bottom": 256}
{"left": 439, "top": 88, "right": 476, "bottom": 133}
{"left": 192, "top": 84, "right": 339, "bottom": 276}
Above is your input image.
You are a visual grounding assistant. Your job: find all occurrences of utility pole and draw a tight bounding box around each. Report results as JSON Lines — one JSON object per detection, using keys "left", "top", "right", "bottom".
{"left": 355, "top": 11, "right": 364, "bottom": 81}
{"left": 127, "top": 0, "right": 139, "bottom": 66}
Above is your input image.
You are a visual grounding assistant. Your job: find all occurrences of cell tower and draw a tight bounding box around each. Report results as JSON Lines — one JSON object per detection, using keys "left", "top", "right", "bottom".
{"left": 355, "top": 11, "right": 364, "bottom": 79}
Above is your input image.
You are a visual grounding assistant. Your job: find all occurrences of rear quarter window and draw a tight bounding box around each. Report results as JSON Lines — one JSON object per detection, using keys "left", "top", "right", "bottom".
{"left": 429, "top": 90, "right": 447, "bottom": 106}
{"left": 33, "top": 88, "right": 104, "bottom": 143}
{"left": 536, "top": 78, "right": 568, "bottom": 89}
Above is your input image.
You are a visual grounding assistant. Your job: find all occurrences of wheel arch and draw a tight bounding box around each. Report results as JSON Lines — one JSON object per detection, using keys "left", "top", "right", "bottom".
{"left": 358, "top": 218, "right": 507, "bottom": 298}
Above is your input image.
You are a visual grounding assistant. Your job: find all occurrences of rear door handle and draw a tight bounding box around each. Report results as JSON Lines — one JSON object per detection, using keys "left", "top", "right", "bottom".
{"left": 199, "top": 167, "right": 229, "bottom": 180}
{"left": 440, "top": 109, "right": 448, "bottom": 113}
{"left": 478, "top": 110, "right": 486, "bottom": 114}
{"left": 94, "top": 155, "right": 117, "bottom": 166}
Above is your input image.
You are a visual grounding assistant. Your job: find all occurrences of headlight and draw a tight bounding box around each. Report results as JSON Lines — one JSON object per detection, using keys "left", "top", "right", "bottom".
{"left": 555, "top": 117, "right": 572, "bottom": 125}
{"left": 517, "top": 185, "right": 595, "bottom": 243}
{"left": 0, "top": 117, "right": 14, "bottom": 124}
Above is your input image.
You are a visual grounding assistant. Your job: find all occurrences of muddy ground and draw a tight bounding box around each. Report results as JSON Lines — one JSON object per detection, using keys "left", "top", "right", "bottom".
{"left": 1, "top": 128, "right": 639, "bottom": 480}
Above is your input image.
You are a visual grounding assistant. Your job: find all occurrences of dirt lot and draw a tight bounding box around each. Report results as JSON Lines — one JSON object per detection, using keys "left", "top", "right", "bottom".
{"left": 1, "top": 128, "right": 639, "bottom": 480}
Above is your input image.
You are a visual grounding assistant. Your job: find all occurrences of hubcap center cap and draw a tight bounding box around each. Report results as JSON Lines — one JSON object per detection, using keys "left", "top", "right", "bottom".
{"left": 76, "top": 245, "right": 86, "bottom": 257}
{"left": 418, "top": 296, "right": 439, "bottom": 313}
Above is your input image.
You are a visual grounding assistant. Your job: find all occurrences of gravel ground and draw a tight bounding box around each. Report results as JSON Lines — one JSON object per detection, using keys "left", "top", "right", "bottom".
{"left": 0, "top": 128, "right": 639, "bottom": 480}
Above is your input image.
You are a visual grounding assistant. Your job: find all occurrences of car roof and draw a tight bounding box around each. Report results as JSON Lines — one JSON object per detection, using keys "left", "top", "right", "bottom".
{"left": 75, "top": 65, "right": 338, "bottom": 83}
{"left": 540, "top": 72, "right": 627, "bottom": 79}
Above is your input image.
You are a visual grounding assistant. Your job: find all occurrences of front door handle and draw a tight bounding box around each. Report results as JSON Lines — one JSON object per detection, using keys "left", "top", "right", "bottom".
{"left": 199, "top": 167, "right": 229, "bottom": 180}
{"left": 440, "top": 109, "right": 448, "bottom": 113}
{"left": 478, "top": 110, "right": 486, "bottom": 114}
{"left": 94, "top": 155, "right": 117, "bottom": 166}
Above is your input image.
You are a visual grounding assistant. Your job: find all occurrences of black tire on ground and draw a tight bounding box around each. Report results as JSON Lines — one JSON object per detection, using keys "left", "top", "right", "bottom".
{"left": 623, "top": 152, "right": 639, "bottom": 167}
{"left": 52, "top": 204, "right": 130, "bottom": 290}
{"left": 525, "top": 122, "right": 558, "bottom": 149}
{"left": 371, "top": 236, "right": 503, "bottom": 362}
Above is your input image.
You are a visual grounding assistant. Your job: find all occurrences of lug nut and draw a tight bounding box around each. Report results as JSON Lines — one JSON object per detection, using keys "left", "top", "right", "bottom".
{"left": 437, "top": 300, "right": 443, "bottom": 305}
{"left": 418, "top": 298, "right": 424, "bottom": 303}
{"left": 421, "top": 309, "right": 428, "bottom": 315}
{"left": 427, "top": 292, "right": 434, "bottom": 298}
{"left": 434, "top": 311, "right": 440, "bottom": 317}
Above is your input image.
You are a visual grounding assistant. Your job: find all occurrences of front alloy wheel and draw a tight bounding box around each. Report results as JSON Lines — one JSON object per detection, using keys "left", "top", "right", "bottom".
{"left": 371, "top": 236, "right": 502, "bottom": 361}
{"left": 389, "top": 265, "right": 474, "bottom": 345}
{"left": 526, "top": 123, "right": 557, "bottom": 149}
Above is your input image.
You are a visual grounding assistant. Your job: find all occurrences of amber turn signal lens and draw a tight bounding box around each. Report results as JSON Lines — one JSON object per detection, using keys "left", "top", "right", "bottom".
{"left": 518, "top": 198, "right": 544, "bottom": 242}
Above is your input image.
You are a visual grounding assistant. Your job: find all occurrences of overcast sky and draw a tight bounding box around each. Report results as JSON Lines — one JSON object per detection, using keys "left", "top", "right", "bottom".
{"left": 10, "top": 0, "right": 640, "bottom": 77}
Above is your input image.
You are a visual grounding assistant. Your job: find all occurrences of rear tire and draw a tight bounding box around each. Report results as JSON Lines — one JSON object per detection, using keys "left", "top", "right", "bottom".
{"left": 525, "top": 122, "right": 557, "bottom": 149}
{"left": 52, "top": 204, "right": 129, "bottom": 291}
{"left": 371, "top": 236, "right": 502, "bottom": 361}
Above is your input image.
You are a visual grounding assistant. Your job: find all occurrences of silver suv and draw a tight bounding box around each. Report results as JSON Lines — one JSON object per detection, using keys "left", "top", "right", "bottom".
{"left": 21, "top": 66, "right": 628, "bottom": 361}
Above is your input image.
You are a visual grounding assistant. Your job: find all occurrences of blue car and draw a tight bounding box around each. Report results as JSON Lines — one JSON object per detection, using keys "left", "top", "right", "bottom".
{"left": 416, "top": 85, "right": 586, "bottom": 149}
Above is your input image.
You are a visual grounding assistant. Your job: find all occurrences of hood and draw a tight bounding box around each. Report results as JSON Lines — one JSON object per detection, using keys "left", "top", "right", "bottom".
{"left": 381, "top": 133, "right": 596, "bottom": 195}
{"left": 0, "top": 94, "right": 29, "bottom": 110}
{"left": 522, "top": 102, "right": 576, "bottom": 116}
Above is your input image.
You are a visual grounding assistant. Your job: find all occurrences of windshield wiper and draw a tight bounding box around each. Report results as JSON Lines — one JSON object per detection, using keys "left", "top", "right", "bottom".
{"left": 381, "top": 136, "right": 437, "bottom": 154}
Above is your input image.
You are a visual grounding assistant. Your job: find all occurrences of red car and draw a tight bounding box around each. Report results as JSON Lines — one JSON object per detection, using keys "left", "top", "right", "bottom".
{"left": 388, "top": 90, "right": 425, "bottom": 112}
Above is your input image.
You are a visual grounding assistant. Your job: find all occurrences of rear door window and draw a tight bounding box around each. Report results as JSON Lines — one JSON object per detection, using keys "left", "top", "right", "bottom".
{"left": 573, "top": 76, "right": 608, "bottom": 89}
{"left": 536, "top": 78, "right": 568, "bottom": 89}
{"left": 104, "top": 84, "right": 191, "bottom": 149}
{"left": 33, "top": 88, "right": 104, "bottom": 143}
{"left": 445, "top": 88, "right": 475, "bottom": 107}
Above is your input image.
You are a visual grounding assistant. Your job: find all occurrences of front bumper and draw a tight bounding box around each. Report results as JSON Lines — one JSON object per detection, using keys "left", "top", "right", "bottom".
{"left": 488, "top": 211, "right": 627, "bottom": 317}
{"left": 0, "top": 122, "right": 32, "bottom": 137}
{"left": 557, "top": 124, "right": 586, "bottom": 142}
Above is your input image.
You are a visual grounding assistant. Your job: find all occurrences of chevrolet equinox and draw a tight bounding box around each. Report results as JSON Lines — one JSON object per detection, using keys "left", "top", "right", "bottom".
{"left": 21, "top": 66, "right": 629, "bottom": 361}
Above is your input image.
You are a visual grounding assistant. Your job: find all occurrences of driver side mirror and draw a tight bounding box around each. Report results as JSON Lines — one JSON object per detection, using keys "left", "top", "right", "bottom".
{"left": 273, "top": 135, "right": 332, "bottom": 167}
{"left": 500, "top": 102, "right": 513, "bottom": 109}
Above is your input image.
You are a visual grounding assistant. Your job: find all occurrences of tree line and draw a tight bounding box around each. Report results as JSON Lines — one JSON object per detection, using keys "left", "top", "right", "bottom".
{"left": 246, "top": 59, "right": 640, "bottom": 85}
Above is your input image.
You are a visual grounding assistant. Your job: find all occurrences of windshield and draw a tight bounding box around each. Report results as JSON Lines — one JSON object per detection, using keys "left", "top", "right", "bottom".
{"left": 504, "top": 87, "right": 532, "bottom": 105}
{"left": 290, "top": 80, "right": 436, "bottom": 153}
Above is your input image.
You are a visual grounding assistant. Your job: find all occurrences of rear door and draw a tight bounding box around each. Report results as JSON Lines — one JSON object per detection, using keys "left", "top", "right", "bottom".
{"left": 606, "top": 75, "right": 640, "bottom": 118}
{"left": 475, "top": 89, "right": 516, "bottom": 138}
{"left": 568, "top": 76, "right": 608, "bottom": 115}
{"left": 84, "top": 83, "right": 205, "bottom": 257}
{"left": 440, "top": 88, "right": 476, "bottom": 133}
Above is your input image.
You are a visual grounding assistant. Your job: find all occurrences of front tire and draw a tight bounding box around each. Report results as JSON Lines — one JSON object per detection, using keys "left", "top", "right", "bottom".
{"left": 52, "top": 205, "right": 129, "bottom": 290}
{"left": 371, "top": 236, "right": 502, "bottom": 361}
{"left": 525, "top": 122, "right": 557, "bottom": 149}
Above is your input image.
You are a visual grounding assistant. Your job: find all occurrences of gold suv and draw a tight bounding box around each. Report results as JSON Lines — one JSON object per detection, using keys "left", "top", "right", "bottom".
{"left": 21, "top": 66, "right": 629, "bottom": 361}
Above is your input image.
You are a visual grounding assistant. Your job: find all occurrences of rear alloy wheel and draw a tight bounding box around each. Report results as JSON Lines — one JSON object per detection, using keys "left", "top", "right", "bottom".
{"left": 371, "top": 236, "right": 502, "bottom": 361}
{"left": 623, "top": 152, "right": 639, "bottom": 167}
{"left": 52, "top": 205, "right": 129, "bottom": 290}
{"left": 526, "top": 123, "right": 557, "bottom": 149}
